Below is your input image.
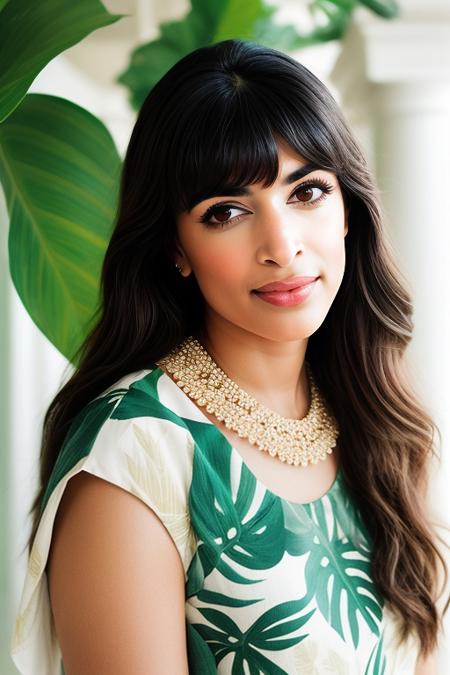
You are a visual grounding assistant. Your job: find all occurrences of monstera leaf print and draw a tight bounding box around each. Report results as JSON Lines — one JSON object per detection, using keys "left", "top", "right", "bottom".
{"left": 196, "top": 588, "right": 265, "bottom": 608}
{"left": 186, "top": 421, "right": 286, "bottom": 593}
{"left": 364, "top": 633, "right": 387, "bottom": 675}
{"left": 281, "top": 496, "right": 317, "bottom": 557}
{"left": 108, "top": 368, "right": 286, "bottom": 593}
{"left": 101, "top": 367, "right": 386, "bottom": 671}
{"left": 302, "top": 494, "right": 384, "bottom": 649}
{"left": 41, "top": 388, "right": 127, "bottom": 512}
{"left": 192, "top": 596, "right": 315, "bottom": 674}
{"left": 187, "top": 622, "right": 218, "bottom": 674}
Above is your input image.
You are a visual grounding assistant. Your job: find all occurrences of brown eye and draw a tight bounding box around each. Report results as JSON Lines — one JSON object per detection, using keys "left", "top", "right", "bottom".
{"left": 200, "top": 203, "right": 249, "bottom": 228}
{"left": 289, "top": 179, "right": 335, "bottom": 207}
{"left": 296, "top": 187, "right": 315, "bottom": 203}
{"left": 212, "top": 207, "right": 233, "bottom": 223}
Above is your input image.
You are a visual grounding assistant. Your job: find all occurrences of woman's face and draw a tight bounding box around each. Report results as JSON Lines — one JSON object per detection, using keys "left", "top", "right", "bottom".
{"left": 174, "top": 140, "right": 348, "bottom": 343}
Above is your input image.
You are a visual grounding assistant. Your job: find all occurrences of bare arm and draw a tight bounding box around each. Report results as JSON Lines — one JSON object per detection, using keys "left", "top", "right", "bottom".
{"left": 47, "top": 471, "right": 189, "bottom": 675}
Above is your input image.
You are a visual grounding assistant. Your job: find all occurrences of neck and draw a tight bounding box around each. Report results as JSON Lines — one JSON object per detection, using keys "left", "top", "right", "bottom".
{"left": 193, "top": 318, "right": 310, "bottom": 420}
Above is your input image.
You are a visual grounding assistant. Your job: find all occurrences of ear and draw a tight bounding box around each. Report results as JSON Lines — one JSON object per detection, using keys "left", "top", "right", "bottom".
{"left": 173, "top": 237, "right": 193, "bottom": 277}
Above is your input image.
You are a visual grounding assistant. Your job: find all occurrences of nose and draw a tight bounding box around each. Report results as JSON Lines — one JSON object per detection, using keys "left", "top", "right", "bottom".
{"left": 255, "top": 202, "right": 304, "bottom": 267}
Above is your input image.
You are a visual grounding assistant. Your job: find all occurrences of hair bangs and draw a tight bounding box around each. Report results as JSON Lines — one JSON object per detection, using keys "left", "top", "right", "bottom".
{"left": 168, "top": 103, "right": 280, "bottom": 215}
{"left": 166, "top": 83, "right": 341, "bottom": 216}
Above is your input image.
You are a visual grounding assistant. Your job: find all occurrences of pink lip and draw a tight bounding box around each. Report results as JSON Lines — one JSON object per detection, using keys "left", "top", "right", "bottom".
{"left": 254, "top": 275, "right": 319, "bottom": 292}
{"left": 252, "top": 278, "right": 319, "bottom": 307}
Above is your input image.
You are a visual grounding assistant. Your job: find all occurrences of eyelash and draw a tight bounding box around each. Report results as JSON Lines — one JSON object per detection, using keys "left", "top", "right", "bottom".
{"left": 199, "top": 178, "right": 335, "bottom": 229}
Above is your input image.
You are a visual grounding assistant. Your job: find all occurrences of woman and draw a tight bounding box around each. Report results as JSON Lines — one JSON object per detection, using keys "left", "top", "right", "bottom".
{"left": 10, "top": 39, "right": 448, "bottom": 674}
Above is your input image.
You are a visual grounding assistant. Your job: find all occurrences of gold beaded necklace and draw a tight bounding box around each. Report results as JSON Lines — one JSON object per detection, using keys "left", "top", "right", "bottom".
{"left": 156, "top": 335, "right": 339, "bottom": 468}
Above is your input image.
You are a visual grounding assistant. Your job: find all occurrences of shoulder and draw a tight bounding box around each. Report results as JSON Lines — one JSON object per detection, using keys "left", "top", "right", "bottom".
{"left": 41, "top": 366, "right": 199, "bottom": 577}
{"left": 44, "top": 366, "right": 196, "bottom": 511}
{"left": 10, "top": 366, "right": 197, "bottom": 672}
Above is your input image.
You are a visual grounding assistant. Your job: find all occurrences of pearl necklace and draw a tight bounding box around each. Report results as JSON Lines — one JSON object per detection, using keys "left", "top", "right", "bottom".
{"left": 157, "top": 335, "right": 339, "bottom": 467}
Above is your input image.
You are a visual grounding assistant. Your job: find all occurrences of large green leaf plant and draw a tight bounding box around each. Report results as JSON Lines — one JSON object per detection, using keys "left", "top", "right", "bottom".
{"left": 0, "top": 0, "right": 125, "bottom": 363}
{"left": 0, "top": 0, "right": 398, "bottom": 365}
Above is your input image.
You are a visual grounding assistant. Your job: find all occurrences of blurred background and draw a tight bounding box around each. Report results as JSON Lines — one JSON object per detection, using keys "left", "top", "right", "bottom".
{"left": 1, "top": 0, "right": 450, "bottom": 672}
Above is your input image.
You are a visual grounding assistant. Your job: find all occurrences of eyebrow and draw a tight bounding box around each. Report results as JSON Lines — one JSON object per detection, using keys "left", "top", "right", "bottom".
{"left": 188, "top": 161, "right": 323, "bottom": 212}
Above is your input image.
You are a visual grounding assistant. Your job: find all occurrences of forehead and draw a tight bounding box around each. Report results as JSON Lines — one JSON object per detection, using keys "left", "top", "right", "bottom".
{"left": 164, "top": 64, "right": 341, "bottom": 217}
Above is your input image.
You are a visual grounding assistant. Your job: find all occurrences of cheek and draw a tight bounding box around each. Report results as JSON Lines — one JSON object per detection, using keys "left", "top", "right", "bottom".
{"left": 321, "top": 232, "right": 346, "bottom": 292}
{"left": 193, "top": 238, "right": 247, "bottom": 283}
{"left": 318, "top": 206, "right": 346, "bottom": 259}
{"left": 325, "top": 233, "right": 346, "bottom": 263}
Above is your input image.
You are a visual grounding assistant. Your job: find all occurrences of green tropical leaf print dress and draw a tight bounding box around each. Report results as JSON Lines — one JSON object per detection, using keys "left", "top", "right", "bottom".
{"left": 10, "top": 365, "right": 420, "bottom": 674}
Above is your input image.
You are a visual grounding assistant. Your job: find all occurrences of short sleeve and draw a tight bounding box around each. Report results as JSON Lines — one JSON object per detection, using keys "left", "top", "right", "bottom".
{"left": 10, "top": 368, "right": 197, "bottom": 675}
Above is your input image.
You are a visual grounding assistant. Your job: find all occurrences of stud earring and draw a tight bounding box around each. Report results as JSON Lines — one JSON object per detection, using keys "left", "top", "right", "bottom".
{"left": 175, "top": 263, "right": 183, "bottom": 274}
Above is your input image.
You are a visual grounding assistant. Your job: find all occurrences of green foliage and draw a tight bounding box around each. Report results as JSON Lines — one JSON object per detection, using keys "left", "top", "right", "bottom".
{"left": 0, "top": 0, "right": 398, "bottom": 362}
{"left": 0, "top": 95, "right": 121, "bottom": 362}
{"left": 117, "top": 0, "right": 304, "bottom": 111}
{"left": 359, "top": 0, "right": 398, "bottom": 18}
{"left": 0, "top": 0, "right": 125, "bottom": 363}
{"left": 117, "top": 0, "right": 399, "bottom": 111}
{"left": 0, "top": 0, "right": 125, "bottom": 123}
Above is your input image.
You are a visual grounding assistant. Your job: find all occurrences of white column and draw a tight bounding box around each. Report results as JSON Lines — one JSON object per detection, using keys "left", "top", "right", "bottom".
{"left": 371, "top": 81, "right": 450, "bottom": 434}
{"left": 331, "top": 4, "right": 450, "bottom": 668}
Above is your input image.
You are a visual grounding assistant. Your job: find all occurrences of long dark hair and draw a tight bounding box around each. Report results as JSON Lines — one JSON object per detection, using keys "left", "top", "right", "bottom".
{"left": 27, "top": 38, "right": 448, "bottom": 658}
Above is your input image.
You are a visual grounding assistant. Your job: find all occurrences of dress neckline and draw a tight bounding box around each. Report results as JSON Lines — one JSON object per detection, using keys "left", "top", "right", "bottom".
{"left": 156, "top": 366, "right": 343, "bottom": 508}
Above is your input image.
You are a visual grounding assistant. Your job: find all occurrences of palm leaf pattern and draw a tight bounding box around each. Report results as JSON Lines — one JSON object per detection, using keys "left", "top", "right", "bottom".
{"left": 137, "top": 363, "right": 388, "bottom": 673}
{"left": 179, "top": 418, "right": 386, "bottom": 669}
{"left": 185, "top": 422, "right": 287, "bottom": 595}
{"left": 301, "top": 495, "right": 384, "bottom": 648}
{"left": 187, "top": 622, "right": 218, "bottom": 674}
{"left": 364, "top": 632, "right": 387, "bottom": 675}
{"left": 37, "top": 367, "right": 391, "bottom": 674}
{"left": 192, "top": 596, "right": 315, "bottom": 673}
